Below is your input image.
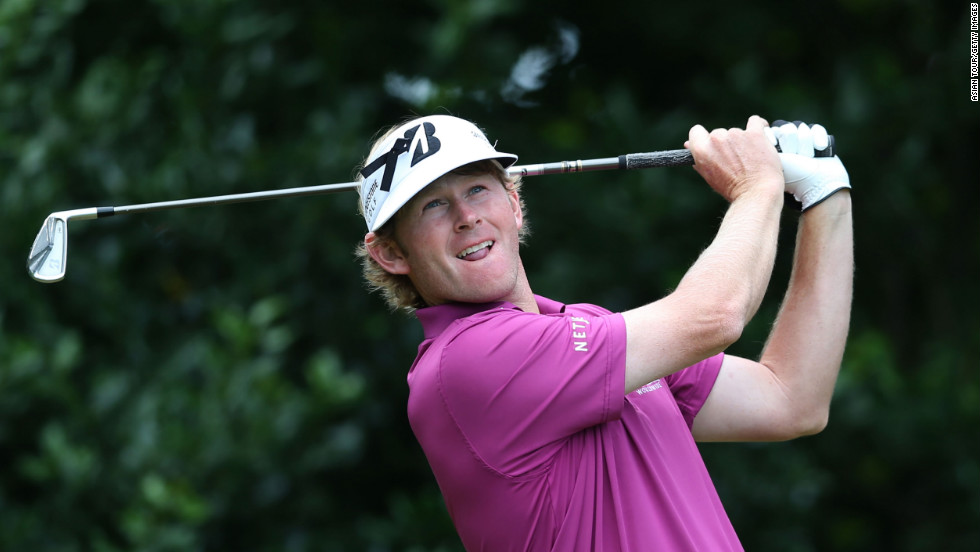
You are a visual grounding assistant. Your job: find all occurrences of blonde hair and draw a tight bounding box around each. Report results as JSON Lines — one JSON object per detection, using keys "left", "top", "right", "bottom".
{"left": 355, "top": 153, "right": 528, "bottom": 313}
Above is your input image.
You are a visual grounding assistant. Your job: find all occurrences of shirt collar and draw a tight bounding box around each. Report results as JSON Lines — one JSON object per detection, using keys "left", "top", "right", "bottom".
{"left": 416, "top": 295, "right": 566, "bottom": 339}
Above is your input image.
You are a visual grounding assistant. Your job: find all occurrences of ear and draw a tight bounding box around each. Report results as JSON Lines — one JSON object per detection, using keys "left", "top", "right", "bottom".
{"left": 506, "top": 188, "right": 524, "bottom": 230}
{"left": 364, "top": 232, "right": 410, "bottom": 275}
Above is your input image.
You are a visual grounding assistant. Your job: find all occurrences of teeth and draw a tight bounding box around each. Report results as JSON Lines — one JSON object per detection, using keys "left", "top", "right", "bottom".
{"left": 457, "top": 240, "right": 493, "bottom": 258}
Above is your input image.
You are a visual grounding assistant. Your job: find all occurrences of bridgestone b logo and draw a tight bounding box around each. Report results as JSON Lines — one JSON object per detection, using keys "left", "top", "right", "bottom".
{"left": 360, "top": 122, "right": 442, "bottom": 192}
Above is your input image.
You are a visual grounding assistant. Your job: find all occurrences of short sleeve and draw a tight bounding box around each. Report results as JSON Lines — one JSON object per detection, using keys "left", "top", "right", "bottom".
{"left": 664, "top": 353, "right": 724, "bottom": 429}
{"left": 437, "top": 310, "right": 627, "bottom": 476}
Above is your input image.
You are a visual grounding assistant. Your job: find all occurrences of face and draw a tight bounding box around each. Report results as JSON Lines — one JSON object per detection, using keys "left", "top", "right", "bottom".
{"left": 367, "top": 172, "right": 530, "bottom": 307}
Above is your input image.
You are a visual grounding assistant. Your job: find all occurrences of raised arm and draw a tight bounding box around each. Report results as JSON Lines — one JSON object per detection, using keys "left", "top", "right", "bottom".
{"left": 622, "top": 116, "right": 785, "bottom": 393}
{"left": 692, "top": 123, "right": 854, "bottom": 441}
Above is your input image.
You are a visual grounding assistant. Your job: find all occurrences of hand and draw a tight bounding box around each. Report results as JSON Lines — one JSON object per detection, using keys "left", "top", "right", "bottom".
{"left": 768, "top": 121, "right": 851, "bottom": 211}
{"left": 685, "top": 116, "right": 784, "bottom": 203}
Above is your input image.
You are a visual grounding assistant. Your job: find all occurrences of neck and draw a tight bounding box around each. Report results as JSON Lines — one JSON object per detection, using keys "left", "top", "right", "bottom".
{"left": 505, "top": 262, "right": 539, "bottom": 313}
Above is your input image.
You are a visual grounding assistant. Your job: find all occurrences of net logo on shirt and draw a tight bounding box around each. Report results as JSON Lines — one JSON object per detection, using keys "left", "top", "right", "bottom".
{"left": 635, "top": 380, "right": 663, "bottom": 395}
{"left": 569, "top": 317, "right": 589, "bottom": 352}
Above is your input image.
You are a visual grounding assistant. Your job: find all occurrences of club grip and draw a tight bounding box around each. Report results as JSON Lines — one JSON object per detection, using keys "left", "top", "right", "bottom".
{"left": 622, "top": 134, "right": 835, "bottom": 171}
{"left": 621, "top": 149, "right": 694, "bottom": 169}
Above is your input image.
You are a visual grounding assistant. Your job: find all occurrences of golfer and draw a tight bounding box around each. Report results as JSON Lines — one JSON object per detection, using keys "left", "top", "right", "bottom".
{"left": 356, "top": 114, "right": 852, "bottom": 551}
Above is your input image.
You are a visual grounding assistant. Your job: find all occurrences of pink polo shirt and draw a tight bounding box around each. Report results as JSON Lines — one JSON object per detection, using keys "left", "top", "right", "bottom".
{"left": 407, "top": 295, "right": 741, "bottom": 551}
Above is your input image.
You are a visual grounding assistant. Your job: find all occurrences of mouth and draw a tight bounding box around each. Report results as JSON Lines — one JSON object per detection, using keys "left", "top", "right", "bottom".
{"left": 456, "top": 240, "right": 494, "bottom": 260}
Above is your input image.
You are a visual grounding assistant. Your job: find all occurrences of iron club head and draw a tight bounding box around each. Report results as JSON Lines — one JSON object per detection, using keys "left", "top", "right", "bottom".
{"left": 28, "top": 214, "right": 68, "bottom": 283}
{"left": 27, "top": 209, "right": 99, "bottom": 283}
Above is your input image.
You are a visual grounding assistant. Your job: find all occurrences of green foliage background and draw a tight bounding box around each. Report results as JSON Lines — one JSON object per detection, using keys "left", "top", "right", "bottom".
{"left": 1, "top": 1, "right": 977, "bottom": 550}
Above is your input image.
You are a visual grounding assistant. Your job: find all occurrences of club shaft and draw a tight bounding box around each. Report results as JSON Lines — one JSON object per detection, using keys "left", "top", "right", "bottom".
{"left": 28, "top": 141, "right": 835, "bottom": 283}
{"left": 103, "top": 181, "right": 361, "bottom": 217}
{"left": 94, "top": 149, "right": 695, "bottom": 218}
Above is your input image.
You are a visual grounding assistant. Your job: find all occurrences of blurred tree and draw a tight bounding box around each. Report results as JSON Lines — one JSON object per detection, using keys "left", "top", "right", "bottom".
{"left": 1, "top": 0, "right": 976, "bottom": 550}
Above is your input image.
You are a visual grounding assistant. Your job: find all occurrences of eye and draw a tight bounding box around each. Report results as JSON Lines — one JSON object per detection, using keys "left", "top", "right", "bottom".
{"left": 468, "top": 185, "right": 487, "bottom": 196}
{"left": 422, "top": 198, "right": 443, "bottom": 211}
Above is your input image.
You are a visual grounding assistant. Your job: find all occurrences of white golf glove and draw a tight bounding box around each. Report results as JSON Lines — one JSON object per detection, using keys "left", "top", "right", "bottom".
{"left": 766, "top": 120, "right": 851, "bottom": 211}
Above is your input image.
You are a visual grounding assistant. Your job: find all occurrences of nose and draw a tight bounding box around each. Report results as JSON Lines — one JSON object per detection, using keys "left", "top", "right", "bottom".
{"left": 452, "top": 201, "right": 481, "bottom": 231}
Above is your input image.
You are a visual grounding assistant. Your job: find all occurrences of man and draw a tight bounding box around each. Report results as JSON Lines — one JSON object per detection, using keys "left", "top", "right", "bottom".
{"left": 356, "top": 114, "right": 853, "bottom": 551}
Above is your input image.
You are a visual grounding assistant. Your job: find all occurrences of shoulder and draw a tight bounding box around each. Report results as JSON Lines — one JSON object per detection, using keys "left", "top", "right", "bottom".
{"left": 440, "top": 307, "right": 566, "bottom": 353}
{"left": 444, "top": 302, "right": 622, "bottom": 353}
{"left": 430, "top": 305, "right": 625, "bottom": 394}
{"left": 412, "top": 299, "right": 627, "bottom": 390}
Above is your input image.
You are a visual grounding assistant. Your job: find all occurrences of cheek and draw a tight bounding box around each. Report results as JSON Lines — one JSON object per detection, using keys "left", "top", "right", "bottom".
{"left": 397, "top": 225, "right": 447, "bottom": 271}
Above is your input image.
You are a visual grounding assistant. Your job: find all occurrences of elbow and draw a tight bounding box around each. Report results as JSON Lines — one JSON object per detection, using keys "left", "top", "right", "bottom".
{"left": 783, "top": 406, "right": 830, "bottom": 440}
{"left": 666, "top": 285, "right": 752, "bottom": 355}
{"left": 801, "top": 408, "right": 831, "bottom": 436}
{"left": 711, "top": 301, "right": 749, "bottom": 350}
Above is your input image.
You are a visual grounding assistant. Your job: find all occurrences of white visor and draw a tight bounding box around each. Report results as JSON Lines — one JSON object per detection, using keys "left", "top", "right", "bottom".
{"left": 359, "top": 115, "right": 518, "bottom": 232}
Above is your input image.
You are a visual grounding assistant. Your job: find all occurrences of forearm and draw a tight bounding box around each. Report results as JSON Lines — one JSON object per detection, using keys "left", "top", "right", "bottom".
{"left": 623, "top": 184, "right": 783, "bottom": 391}
{"left": 623, "top": 116, "right": 787, "bottom": 393}
{"left": 679, "top": 185, "right": 783, "bottom": 327}
{"left": 759, "top": 192, "right": 854, "bottom": 432}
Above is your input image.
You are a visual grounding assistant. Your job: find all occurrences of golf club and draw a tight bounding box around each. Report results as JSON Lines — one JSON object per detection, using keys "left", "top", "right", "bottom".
{"left": 27, "top": 138, "right": 834, "bottom": 284}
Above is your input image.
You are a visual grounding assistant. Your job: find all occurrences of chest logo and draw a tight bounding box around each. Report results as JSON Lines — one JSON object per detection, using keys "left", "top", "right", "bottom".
{"left": 570, "top": 316, "right": 589, "bottom": 352}
{"left": 635, "top": 380, "right": 663, "bottom": 395}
